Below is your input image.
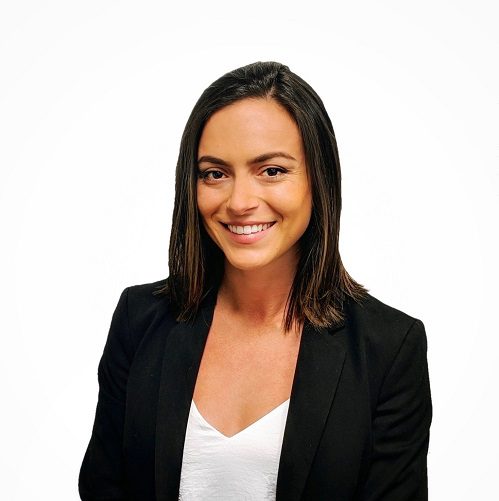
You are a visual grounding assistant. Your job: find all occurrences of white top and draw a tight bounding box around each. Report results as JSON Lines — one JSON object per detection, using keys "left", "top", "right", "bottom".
{"left": 178, "top": 398, "right": 290, "bottom": 500}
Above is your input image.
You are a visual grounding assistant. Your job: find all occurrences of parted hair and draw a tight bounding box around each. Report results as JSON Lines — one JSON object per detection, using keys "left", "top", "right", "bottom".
{"left": 156, "top": 61, "right": 367, "bottom": 331}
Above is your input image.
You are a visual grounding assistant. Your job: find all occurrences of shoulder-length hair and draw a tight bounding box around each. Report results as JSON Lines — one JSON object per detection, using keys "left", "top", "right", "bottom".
{"left": 156, "top": 61, "right": 367, "bottom": 330}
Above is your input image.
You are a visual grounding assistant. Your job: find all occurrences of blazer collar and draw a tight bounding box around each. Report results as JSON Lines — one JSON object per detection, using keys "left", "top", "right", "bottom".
{"left": 155, "top": 290, "right": 347, "bottom": 501}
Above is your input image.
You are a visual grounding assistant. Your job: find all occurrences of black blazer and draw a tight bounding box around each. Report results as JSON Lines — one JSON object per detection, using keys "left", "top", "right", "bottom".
{"left": 79, "top": 279, "right": 432, "bottom": 500}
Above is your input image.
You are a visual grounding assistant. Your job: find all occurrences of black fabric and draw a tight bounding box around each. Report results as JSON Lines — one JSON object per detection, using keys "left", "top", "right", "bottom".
{"left": 79, "top": 278, "right": 432, "bottom": 500}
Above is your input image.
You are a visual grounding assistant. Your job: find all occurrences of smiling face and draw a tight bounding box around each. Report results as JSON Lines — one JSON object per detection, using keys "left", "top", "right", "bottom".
{"left": 196, "top": 98, "right": 313, "bottom": 273}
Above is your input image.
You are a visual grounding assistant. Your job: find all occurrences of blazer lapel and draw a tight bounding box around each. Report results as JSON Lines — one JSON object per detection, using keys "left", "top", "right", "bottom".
{"left": 155, "top": 292, "right": 216, "bottom": 501}
{"left": 276, "top": 321, "right": 347, "bottom": 501}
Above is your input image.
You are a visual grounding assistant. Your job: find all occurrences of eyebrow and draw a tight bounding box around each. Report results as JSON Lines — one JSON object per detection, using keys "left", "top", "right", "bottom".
{"left": 197, "top": 151, "right": 297, "bottom": 166}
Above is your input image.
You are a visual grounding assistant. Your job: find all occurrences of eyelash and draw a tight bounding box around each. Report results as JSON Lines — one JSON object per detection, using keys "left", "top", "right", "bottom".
{"left": 198, "top": 170, "right": 224, "bottom": 181}
{"left": 198, "top": 167, "right": 287, "bottom": 182}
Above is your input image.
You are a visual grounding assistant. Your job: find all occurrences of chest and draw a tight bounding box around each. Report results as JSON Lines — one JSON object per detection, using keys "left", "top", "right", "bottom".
{"left": 192, "top": 315, "right": 302, "bottom": 438}
{"left": 179, "top": 395, "right": 290, "bottom": 499}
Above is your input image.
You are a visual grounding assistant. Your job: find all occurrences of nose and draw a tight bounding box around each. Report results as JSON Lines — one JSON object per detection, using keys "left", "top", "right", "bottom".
{"left": 226, "top": 175, "right": 259, "bottom": 215}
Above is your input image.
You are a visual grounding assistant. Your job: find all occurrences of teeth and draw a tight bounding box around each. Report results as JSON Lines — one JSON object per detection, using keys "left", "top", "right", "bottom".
{"left": 227, "top": 223, "right": 274, "bottom": 235}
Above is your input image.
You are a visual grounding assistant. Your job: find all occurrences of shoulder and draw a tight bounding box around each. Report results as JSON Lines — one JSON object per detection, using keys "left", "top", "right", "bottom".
{"left": 345, "top": 292, "right": 422, "bottom": 336}
{"left": 112, "top": 277, "right": 174, "bottom": 355}
{"left": 343, "top": 292, "right": 428, "bottom": 377}
{"left": 125, "top": 277, "right": 170, "bottom": 315}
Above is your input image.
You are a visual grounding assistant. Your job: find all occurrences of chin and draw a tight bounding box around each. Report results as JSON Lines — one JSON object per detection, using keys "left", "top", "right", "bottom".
{"left": 224, "top": 255, "right": 274, "bottom": 272}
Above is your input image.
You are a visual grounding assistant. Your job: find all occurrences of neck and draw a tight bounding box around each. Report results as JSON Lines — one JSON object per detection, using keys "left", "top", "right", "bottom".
{"left": 218, "top": 255, "right": 298, "bottom": 328}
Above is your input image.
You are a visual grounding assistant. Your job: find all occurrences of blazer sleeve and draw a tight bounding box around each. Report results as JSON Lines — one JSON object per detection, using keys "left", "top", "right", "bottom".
{"left": 79, "top": 288, "right": 133, "bottom": 501}
{"left": 361, "top": 319, "right": 432, "bottom": 501}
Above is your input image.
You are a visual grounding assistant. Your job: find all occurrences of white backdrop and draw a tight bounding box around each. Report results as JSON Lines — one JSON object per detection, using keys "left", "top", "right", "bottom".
{"left": 1, "top": 1, "right": 497, "bottom": 499}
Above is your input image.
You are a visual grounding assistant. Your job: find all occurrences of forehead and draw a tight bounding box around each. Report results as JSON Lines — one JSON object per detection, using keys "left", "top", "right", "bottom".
{"left": 198, "top": 98, "right": 304, "bottom": 161}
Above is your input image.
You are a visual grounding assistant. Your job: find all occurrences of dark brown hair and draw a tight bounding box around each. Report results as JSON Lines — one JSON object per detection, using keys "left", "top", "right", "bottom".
{"left": 157, "top": 61, "right": 367, "bottom": 330}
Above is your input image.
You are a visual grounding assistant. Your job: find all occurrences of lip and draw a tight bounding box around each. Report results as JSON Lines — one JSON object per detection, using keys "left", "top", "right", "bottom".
{"left": 222, "top": 221, "right": 276, "bottom": 226}
{"left": 221, "top": 221, "right": 276, "bottom": 244}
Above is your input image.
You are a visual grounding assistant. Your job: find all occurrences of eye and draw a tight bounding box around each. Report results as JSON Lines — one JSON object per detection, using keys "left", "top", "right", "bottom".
{"left": 263, "top": 167, "right": 286, "bottom": 177}
{"left": 198, "top": 169, "right": 226, "bottom": 182}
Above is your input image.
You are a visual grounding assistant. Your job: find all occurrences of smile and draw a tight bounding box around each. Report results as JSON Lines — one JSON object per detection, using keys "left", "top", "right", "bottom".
{"left": 223, "top": 222, "right": 276, "bottom": 235}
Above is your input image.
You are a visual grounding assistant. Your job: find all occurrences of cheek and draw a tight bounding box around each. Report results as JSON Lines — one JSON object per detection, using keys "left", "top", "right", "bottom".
{"left": 293, "top": 193, "right": 313, "bottom": 237}
{"left": 283, "top": 184, "right": 312, "bottom": 222}
{"left": 196, "top": 187, "right": 214, "bottom": 220}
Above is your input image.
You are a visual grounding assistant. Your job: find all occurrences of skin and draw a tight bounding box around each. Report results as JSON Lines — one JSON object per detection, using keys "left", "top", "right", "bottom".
{"left": 192, "top": 98, "right": 313, "bottom": 437}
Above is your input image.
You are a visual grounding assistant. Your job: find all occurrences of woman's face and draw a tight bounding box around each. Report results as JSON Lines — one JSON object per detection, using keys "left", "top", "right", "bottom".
{"left": 196, "top": 98, "right": 312, "bottom": 273}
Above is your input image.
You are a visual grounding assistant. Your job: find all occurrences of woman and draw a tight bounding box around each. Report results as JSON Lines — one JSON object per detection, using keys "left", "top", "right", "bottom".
{"left": 79, "top": 61, "right": 432, "bottom": 500}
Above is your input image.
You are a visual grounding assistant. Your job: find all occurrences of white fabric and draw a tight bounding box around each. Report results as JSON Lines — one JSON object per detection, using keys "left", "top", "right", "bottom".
{"left": 178, "top": 398, "right": 290, "bottom": 500}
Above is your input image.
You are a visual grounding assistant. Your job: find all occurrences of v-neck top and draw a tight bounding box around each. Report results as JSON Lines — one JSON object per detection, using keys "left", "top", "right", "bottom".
{"left": 178, "top": 398, "right": 290, "bottom": 500}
